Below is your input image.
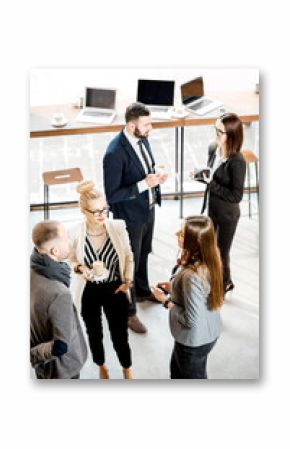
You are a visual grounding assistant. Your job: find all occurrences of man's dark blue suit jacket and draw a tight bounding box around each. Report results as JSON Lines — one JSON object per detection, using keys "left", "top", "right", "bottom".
{"left": 103, "top": 130, "right": 161, "bottom": 225}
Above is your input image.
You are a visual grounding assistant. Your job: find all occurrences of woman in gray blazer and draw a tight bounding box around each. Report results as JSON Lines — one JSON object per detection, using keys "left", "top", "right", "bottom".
{"left": 152, "top": 216, "right": 224, "bottom": 379}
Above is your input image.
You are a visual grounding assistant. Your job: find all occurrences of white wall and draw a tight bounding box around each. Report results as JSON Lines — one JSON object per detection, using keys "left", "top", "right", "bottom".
{"left": 30, "top": 67, "right": 259, "bottom": 106}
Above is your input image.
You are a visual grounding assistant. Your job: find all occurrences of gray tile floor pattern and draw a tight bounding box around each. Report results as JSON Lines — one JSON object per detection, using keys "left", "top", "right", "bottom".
{"left": 30, "top": 197, "right": 259, "bottom": 380}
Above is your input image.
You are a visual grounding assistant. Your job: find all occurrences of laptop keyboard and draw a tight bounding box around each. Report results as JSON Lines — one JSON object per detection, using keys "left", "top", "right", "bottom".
{"left": 83, "top": 111, "right": 112, "bottom": 117}
{"left": 189, "top": 99, "right": 212, "bottom": 110}
{"left": 149, "top": 106, "right": 169, "bottom": 113}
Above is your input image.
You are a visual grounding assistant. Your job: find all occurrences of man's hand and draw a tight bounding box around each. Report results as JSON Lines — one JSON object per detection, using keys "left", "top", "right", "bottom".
{"left": 158, "top": 174, "right": 168, "bottom": 185}
{"left": 145, "top": 174, "right": 161, "bottom": 188}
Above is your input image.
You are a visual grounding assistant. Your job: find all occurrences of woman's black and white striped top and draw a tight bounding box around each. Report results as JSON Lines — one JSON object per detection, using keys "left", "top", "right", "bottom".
{"left": 84, "top": 234, "right": 120, "bottom": 284}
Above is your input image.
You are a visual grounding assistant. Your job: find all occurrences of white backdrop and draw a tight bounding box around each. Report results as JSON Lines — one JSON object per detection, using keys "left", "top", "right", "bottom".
{"left": 1, "top": 0, "right": 289, "bottom": 448}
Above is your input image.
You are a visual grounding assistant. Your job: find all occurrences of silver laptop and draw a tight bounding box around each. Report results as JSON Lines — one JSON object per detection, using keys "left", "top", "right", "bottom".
{"left": 181, "top": 77, "right": 223, "bottom": 116}
{"left": 76, "top": 87, "right": 116, "bottom": 124}
{"left": 137, "top": 79, "right": 175, "bottom": 120}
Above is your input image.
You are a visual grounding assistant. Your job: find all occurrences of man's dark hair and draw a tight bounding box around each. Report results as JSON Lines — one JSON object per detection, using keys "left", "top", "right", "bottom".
{"left": 125, "top": 102, "right": 150, "bottom": 123}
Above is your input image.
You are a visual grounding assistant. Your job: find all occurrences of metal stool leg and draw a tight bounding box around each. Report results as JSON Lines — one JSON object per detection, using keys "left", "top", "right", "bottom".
{"left": 44, "top": 184, "right": 49, "bottom": 220}
{"left": 247, "top": 164, "right": 252, "bottom": 218}
{"left": 255, "top": 160, "right": 259, "bottom": 212}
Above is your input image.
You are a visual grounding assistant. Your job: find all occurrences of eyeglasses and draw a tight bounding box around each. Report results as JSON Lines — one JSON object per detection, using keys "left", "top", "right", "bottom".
{"left": 85, "top": 207, "right": 110, "bottom": 217}
{"left": 215, "top": 126, "right": 227, "bottom": 137}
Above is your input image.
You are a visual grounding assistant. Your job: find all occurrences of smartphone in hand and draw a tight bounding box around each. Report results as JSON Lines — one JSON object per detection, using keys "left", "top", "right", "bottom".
{"left": 157, "top": 282, "right": 169, "bottom": 294}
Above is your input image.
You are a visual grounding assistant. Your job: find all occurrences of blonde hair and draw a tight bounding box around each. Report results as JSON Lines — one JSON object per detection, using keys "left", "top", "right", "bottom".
{"left": 76, "top": 180, "right": 103, "bottom": 210}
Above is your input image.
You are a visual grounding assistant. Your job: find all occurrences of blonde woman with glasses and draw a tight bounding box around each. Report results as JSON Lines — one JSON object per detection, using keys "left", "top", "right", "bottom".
{"left": 69, "top": 181, "right": 134, "bottom": 379}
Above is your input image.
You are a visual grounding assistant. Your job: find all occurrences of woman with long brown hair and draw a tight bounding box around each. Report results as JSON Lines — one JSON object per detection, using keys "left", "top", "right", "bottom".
{"left": 190, "top": 112, "right": 246, "bottom": 294}
{"left": 152, "top": 215, "right": 223, "bottom": 379}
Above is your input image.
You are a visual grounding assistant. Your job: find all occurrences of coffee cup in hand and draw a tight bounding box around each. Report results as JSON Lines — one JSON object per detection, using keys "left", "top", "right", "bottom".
{"left": 156, "top": 164, "right": 167, "bottom": 176}
{"left": 93, "top": 260, "right": 104, "bottom": 277}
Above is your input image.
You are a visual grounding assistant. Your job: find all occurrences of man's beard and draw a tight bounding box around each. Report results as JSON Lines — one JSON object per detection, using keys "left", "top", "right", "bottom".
{"left": 133, "top": 126, "right": 148, "bottom": 139}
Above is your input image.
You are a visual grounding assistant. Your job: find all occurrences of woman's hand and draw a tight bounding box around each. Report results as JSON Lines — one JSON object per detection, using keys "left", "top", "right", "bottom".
{"left": 115, "top": 281, "right": 132, "bottom": 294}
{"left": 80, "top": 266, "right": 94, "bottom": 282}
{"left": 202, "top": 172, "right": 210, "bottom": 184}
{"left": 157, "top": 282, "right": 171, "bottom": 293}
{"left": 151, "top": 286, "right": 167, "bottom": 303}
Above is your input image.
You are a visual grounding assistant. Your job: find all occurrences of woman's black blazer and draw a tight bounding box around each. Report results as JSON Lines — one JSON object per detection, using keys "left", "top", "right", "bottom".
{"left": 208, "top": 144, "right": 246, "bottom": 204}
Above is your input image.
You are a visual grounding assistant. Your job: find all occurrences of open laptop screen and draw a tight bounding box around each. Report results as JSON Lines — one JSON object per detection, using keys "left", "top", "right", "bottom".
{"left": 137, "top": 80, "right": 175, "bottom": 106}
{"left": 85, "top": 88, "right": 116, "bottom": 109}
{"left": 181, "top": 77, "right": 204, "bottom": 104}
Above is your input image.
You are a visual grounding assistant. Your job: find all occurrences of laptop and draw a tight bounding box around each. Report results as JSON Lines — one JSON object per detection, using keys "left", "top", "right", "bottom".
{"left": 76, "top": 87, "right": 116, "bottom": 124}
{"left": 137, "top": 79, "right": 175, "bottom": 120}
{"left": 181, "top": 77, "right": 223, "bottom": 116}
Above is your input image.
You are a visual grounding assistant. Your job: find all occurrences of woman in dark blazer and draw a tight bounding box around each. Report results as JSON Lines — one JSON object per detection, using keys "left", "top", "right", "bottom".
{"left": 191, "top": 113, "right": 246, "bottom": 294}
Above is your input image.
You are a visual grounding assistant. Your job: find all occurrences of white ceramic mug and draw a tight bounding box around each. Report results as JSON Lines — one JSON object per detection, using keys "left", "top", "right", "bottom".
{"left": 156, "top": 164, "right": 167, "bottom": 176}
{"left": 53, "top": 112, "right": 65, "bottom": 123}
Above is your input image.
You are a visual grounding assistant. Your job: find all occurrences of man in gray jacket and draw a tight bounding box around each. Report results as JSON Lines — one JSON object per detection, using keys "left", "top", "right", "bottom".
{"left": 30, "top": 220, "right": 87, "bottom": 379}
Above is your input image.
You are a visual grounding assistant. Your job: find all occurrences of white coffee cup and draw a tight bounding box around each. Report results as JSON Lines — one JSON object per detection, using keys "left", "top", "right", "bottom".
{"left": 93, "top": 260, "right": 104, "bottom": 277}
{"left": 156, "top": 164, "right": 167, "bottom": 176}
{"left": 53, "top": 112, "right": 65, "bottom": 124}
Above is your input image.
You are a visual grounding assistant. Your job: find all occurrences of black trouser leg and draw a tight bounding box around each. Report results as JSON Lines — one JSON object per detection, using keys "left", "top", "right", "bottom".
{"left": 209, "top": 207, "right": 239, "bottom": 286}
{"left": 127, "top": 209, "right": 155, "bottom": 315}
{"left": 81, "top": 282, "right": 105, "bottom": 366}
{"left": 170, "top": 347, "right": 181, "bottom": 379}
{"left": 135, "top": 209, "right": 154, "bottom": 295}
{"left": 170, "top": 340, "right": 217, "bottom": 379}
{"left": 217, "top": 218, "right": 239, "bottom": 286}
{"left": 103, "top": 288, "right": 132, "bottom": 368}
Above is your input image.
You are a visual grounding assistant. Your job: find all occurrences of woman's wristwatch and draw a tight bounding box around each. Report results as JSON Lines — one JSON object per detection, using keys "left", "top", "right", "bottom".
{"left": 163, "top": 296, "right": 172, "bottom": 309}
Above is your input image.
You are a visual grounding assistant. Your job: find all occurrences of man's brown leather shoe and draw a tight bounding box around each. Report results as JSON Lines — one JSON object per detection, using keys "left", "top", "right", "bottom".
{"left": 128, "top": 315, "right": 147, "bottom": 333}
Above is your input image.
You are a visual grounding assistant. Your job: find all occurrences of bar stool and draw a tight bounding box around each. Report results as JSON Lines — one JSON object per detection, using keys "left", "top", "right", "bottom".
{"left": 241, "top": 149, "right": 259, "bottom": 218}
{"left": 42, "top": 167, "right": 83, "bottom": 219}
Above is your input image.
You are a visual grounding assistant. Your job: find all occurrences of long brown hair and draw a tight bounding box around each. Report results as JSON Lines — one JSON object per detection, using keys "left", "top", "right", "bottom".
{"left": 181, "top": 216, "right": 223, "bottom": 310}
{"left": 220, "top": 112, "right": 243, "bottom": 158}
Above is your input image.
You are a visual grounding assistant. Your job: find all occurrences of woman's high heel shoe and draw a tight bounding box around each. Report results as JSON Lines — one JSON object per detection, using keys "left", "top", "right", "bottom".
{"left": 123, "top": 368, "right": 133, "bottom": 379}
{"left": 224, "top": 281, "right": 235, "bottom": 294}
{"left": 99, "top": 365, "right": 109, "bottom": 379}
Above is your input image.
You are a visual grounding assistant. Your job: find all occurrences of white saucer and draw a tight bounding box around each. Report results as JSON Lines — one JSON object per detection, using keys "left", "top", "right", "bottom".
{"left": 51, "top": 118, "right": 68, "bottom": 128}
{"left": 93, "top": 268, "right": 110, "bottom": 283}
{"left": 171, "top": 110, "right": 190, "bottom": 119}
